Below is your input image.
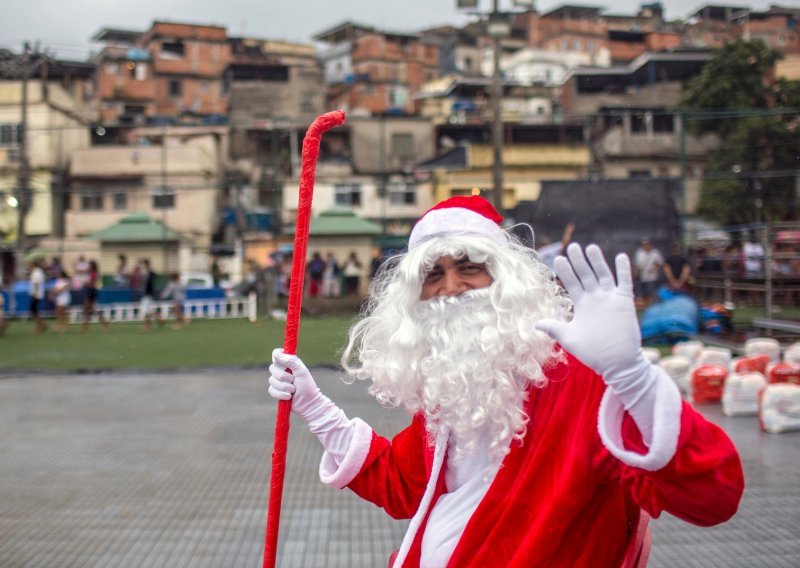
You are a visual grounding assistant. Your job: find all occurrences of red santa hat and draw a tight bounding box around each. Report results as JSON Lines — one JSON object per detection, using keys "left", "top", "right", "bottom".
{"left": 408, "top": 196, "right": 506, "bottom": 250}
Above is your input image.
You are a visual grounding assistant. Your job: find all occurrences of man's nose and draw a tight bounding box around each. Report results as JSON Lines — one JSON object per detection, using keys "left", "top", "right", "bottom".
{"left": 440, "top": 271, "right": 465, "bottom": 297}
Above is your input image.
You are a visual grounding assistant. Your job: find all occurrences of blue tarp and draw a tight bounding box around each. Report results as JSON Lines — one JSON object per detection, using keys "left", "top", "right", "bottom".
{"left": 640, "top": 288, "right": 699, "bottom": 344}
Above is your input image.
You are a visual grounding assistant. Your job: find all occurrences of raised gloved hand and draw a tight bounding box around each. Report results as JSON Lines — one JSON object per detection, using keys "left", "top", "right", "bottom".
{"left": 535, "top": 243, "right": 643, "bottom": 377}
{"left": 535, "top": 243, "right": 659, "bottom": 443}
{"left": 268, "top": 348, "right": 354, "bottom": 457}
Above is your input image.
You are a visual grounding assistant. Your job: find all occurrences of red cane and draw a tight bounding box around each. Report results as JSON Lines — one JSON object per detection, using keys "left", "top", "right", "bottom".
{"left": 263, "top": 110, "right": 346, "bottom": 568}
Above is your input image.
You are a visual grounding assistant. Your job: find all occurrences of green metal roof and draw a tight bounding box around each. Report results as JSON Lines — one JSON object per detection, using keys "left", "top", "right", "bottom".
{"left": 89, "top": 212, "right": 179, "bottom": 242}
{"left": 288, "top": 207, "right": 382, "bottom": 236}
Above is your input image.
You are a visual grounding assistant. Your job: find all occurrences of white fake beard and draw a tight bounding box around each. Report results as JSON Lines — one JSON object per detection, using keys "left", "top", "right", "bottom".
{"left": 406, "top": 288, "right": 534, "bottom": 463}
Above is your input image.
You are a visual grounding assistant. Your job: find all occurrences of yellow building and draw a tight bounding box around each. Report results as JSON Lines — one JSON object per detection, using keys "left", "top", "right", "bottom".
{"left": 0, "top": 80, "right": 91, "bottom": 245}
{"left": 420, "top": 142, "right": 591, "bottom": 212}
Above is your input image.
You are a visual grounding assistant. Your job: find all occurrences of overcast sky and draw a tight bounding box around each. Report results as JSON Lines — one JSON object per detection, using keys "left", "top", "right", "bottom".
{"left": 0, "top": 0, "right": 785, "bottom": 60}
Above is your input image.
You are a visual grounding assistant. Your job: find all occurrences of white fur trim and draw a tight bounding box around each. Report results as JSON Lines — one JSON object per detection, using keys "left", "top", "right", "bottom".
{"left": 597, "top": 372, "right": 682, "bottom": 471}
{"left": 391, "top": 427, "right": 450, "bottom": 568}
{"left": 319, "top": 418, "right": 374, "bottom": 489}
{"left": 408, "top": 208, "right": 506, "bottom": 250}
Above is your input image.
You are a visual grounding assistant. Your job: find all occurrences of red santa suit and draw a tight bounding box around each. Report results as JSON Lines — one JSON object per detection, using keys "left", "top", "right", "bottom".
{"left": 317, "top": 354, "right": 744, "bottom": 568}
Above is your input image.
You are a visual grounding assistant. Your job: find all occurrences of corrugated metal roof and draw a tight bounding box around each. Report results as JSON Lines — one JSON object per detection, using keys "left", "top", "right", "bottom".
{"left": 88, "top": 213, "right": 179, "bottom": 242}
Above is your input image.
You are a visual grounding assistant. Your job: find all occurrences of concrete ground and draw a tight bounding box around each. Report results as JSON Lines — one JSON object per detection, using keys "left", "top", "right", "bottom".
{"left": 0, "top": 368, "right": 797, "bottom": 567}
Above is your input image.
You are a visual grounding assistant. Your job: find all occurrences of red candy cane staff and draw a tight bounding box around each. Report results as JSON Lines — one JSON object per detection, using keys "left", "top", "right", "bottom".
{"left": 262, "top": 110, "right": 346, "bottom": 568}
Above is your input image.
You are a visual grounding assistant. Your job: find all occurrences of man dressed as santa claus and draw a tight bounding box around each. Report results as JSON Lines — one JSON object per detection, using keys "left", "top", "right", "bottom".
{"left": 268, "top": 196, "right": 744, "bottom": 567}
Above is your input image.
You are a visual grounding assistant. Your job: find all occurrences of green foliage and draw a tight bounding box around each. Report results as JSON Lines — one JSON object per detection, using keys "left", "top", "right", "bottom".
{"left": 681, "top": 39, "right": 800, "bottom": 226}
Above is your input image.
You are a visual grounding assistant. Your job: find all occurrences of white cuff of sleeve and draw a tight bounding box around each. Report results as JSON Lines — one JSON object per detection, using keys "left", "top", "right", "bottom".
{"left": 319, "top": 418, "right": 374, "bottom": 489}
{"left": 597, "top": 368, "right": 683, "bottom": 471}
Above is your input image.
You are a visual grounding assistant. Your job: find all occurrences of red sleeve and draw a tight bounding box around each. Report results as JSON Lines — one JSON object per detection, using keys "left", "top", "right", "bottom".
{"left": 616, "top": 401, "right": 744, "bottom": 526}
{"left": 346, "top": 414, "right": 430, "bottom": 520}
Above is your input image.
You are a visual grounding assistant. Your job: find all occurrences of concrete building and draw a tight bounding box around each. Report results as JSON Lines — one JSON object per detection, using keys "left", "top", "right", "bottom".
{"left": 94, "top": 22, "right": 230, "bottom": 126}
{"left": 742, "top": 5, "right": 800, "bottom": 54}
{"left": 225, "top": 36, "right": 324, "bottom": 230}
{"left": 419, "top": 26, "right": 483, "bottom": 78}
{"left": 314, "top": 21, "right": 441, "bottom": 115}
{"left": 682, "top": 4, "right": 747, "bottom": 49}
{"left": 561, "top": 50, "right": 718, "bottom": 214}
{"left": 282, "top": 115, "right": 436, "bottom": 239}
{"left": 416, "top": 123, "right": 590, "bottom": 212}
{"left": 65, "top": 135, "right": 222, "bottom": 274}
{"left": 418, "top": 75, "right": 557, "bottom": 126}
{"left": 0, "top": 70, "right": 92, "bottom": 251}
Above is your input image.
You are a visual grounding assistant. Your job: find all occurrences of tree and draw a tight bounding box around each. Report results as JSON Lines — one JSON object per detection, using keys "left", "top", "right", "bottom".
{"left": 681, "top": 39, "right": 800, "bottom": 226}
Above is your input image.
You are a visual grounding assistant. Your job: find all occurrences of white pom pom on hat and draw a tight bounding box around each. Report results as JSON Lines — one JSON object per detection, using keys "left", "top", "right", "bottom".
{"left": 408, "top": 195, "right": 506, "bottom": 250}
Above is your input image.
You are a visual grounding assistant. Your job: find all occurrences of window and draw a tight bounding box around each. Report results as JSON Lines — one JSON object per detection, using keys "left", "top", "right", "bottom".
{"left": 80, "top": 190, "right": 103, "bottom": 211}
{"left": 133, "top": 63, "right": 147, "bottom": 81}
{"left": 652, "top": 113, "right": 674, "bottom": 133}
{"left": 300, "top": 91, "right": 316, "bottom": 113}
{"left": 628, "top": 170, "right": 652, "bottom": 179}
{"left": 334, "top": 183, "right": 361, "bottom": 207}
{"left": 391, "top": 133, "right": 414, "bottom": 161}
{"left": 0, "top": 124, "right": 21, "bottom": 146}
{"left": 162, "top": 40, "right": 185, "bottom": 58}
{"left": 389, "top": 86, "right": 408, "bottom": 108}
{"left": 199, "top": 80, "right": 209, "bottom": 93}
{"left": 630, "top": 112, "right": 649, "bottom": 134}
{"left": 152, "top": 186, "right": 176, "bottom": 209}
{"left": 112, "top": 191, "right": 128, "bottom": 210}
{"left": 387, "top": 180, "right": 416, "bottom": 205}
{"left": 604, "top": 114, "right": 623, "bottom": 129}
{"left": 105, "top": 63, "right": 119, "bottom": 75}
{"left": 168, "top": 80, "right": 182, "bottom": 98}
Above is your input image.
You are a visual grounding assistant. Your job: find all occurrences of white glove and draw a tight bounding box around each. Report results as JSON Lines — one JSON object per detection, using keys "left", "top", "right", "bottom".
{"left": 535, "top": 243, "right": 659, "bottom": 444}
{"left": 269, "top": 348, "right": 354, "bottom": 457}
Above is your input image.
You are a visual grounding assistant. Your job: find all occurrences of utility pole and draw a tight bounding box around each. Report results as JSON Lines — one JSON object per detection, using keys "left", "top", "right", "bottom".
{"left": 1, "top": 42, "right": 37, "bottom": 279}
{"left": 457, "top": 1, "right": 516, "bottom": 217}
{"left": 489, "top": 0, "right": 506, "bottom": 217}
{"left": 161, "top": 126, "right": 169, "bottom": 273}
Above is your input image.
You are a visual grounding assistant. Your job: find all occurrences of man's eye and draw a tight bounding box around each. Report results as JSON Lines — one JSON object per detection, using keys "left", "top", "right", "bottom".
{"left": 461, "top": 264, "right": 483, "bottom": 274}
{"left": 425, "top": 270, "right": 444, "bottom": 281}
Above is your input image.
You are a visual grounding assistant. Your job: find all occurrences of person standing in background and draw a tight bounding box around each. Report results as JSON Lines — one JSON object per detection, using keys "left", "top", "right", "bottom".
{"left": 633, "top": 238, "right": 664, "bottom": 306}
{"left": 160, "top": 273, "right": 187, "bottom": 330}
{"left": 663, "top": 242, "right": 692, "bottom": 293}
{"left": 307, "top": 252, "right": 325, "bottom": 298}
{"left": 0, "top": 272, "right": 6, "bottom": 337}
{"left": 114, "top": 254, "right": 129, "bottom": 288}
{"left": 28, "top": 259, "right": 47, "bottom": 334}
{"left": 72, "top": 255, "right": 89, "bottom": 291}
{"left": 322, "top": 253, "right": 341, "bottom": 298}
{"left": 129, "top": 260, "right": 143, "bottom": 301}
{"left": 47, "top": 256, "right": 63, "bottom": 280}
{"left": 140, "top": 259, "right": 163, "bottom": 332}
{"left": 742, "top": 234, "right": 765, "bottom": 276}
{"left": 343, "top": 252, "right": 362, "bottom": 296}
{"left": 52, "top": 268, "right": 72, "bottom": 333}
{"left": 82, "top": 260, "right": 110, "bottom": 333}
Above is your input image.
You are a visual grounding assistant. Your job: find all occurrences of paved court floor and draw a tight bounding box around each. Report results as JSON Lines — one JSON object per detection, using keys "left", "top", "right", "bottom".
{"left": 0, "top": 368, "right": 797, "bottom": 567}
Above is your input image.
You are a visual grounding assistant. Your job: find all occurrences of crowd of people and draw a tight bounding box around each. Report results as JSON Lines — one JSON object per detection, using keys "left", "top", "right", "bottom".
{"left": 272, "top": 249, "right": 387, "bottom": 301}
{"left": 0, "top": 253, "right": 189, "bottom": 335}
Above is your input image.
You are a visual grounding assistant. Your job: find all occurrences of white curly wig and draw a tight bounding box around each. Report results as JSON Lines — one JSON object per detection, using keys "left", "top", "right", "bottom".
{"left": 341, "top": 232, "right": 570, "bottom": 461}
